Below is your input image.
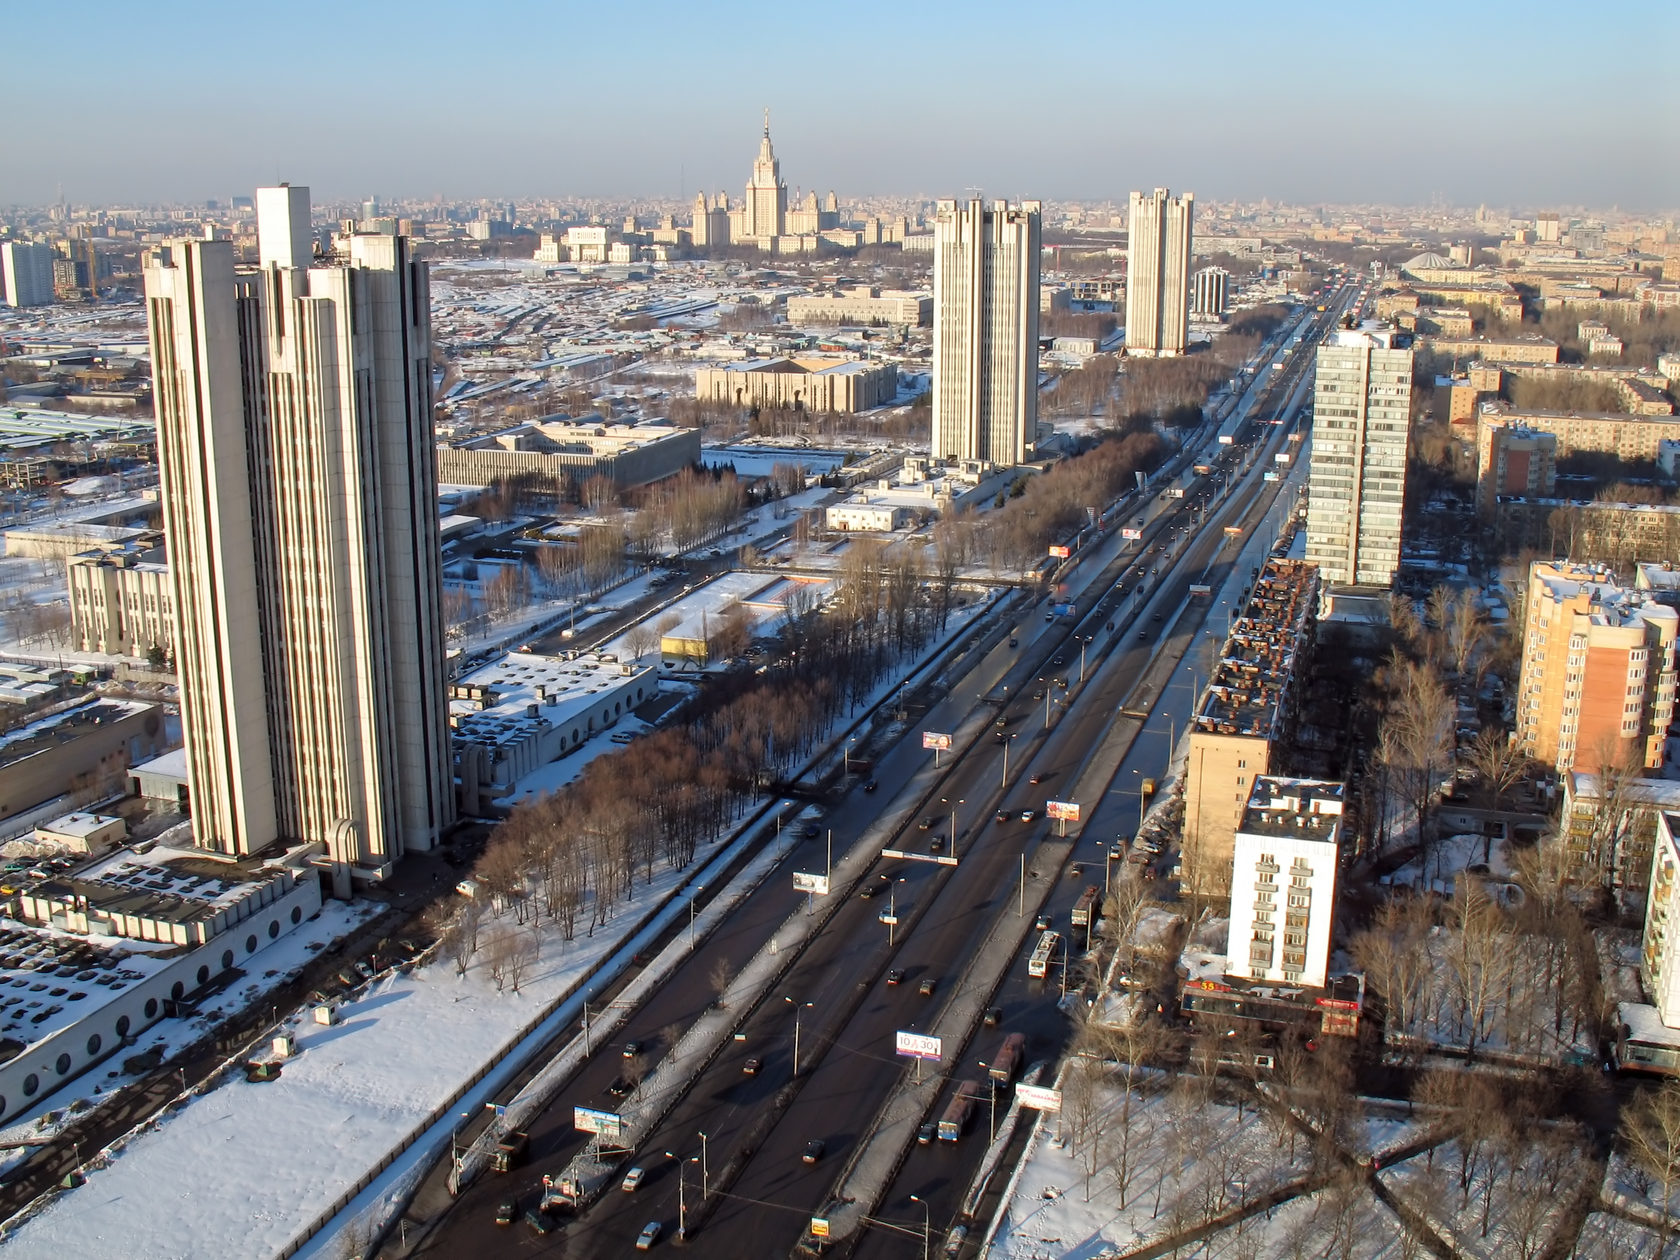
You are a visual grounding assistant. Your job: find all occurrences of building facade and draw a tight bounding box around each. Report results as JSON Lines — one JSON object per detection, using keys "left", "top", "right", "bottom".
{"left": 1642, "top": 812, "right": 1680, "bottom": 1031}
{"left": 1190, "top": 266, "right": 1229, "bottom": 320}
{"left": 696, "top": 356, "right": 896, "bottom": 414}
{"left": 1515, "top": 562, "right": 1679, "bottom": 775}
{"left": 145, "top": 185, "right": 454, "bottom": 891}
{"left": 930, "top": 198, "right": 1041, "bottom": 466}
{"left": 1226, "top": 777, "right": 1346, "bottom": 989}
{"left": 437, "top": 417, "right": 699, "bottom": 490}
{"left": 1183, "top": 559, "right": 1320, "bottom": 896}
{"left": 1476, "top": 423, "right": 1557, "bottom": 517}
{"left": 1305, "top": 324, "right": 1414, "bottom": 588}
{"left": 66, "top": 547, "right": 175, "bottom": 659}
{"left": 1125, "top": 189, "right": 1194, "bottom": 356}
{"left": 1, "top": 242, "right": 55, "bottom": 307}
{"left": 785, "top": 288, "right": 930, "bottom": 327}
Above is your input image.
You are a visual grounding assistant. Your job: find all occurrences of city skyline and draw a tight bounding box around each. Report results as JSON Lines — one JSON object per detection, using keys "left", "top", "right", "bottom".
{"left": 4, "top": 0, "right": 1676, "bottom": 209}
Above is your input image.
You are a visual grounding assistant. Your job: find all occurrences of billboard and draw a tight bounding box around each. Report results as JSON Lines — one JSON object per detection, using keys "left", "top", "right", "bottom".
{"left": 1217, "top": 434, "right": 1235, "bottom": 445}
{"left": 810, "top": 1218, "right": 831, "bottom": 1239}
{"left": 1121, "top": 528, "right": 1142, "bottom": 540}
{"left": 1052, "top": 603, "right": 1077, "bottom": 618}
{"left": 922, "top": 731, "right": 952, "bottom": 751}
{"left": 1223, "top": 525, "right": 1243, "bottom": 536}
{"left": 1047, "top": 544, "right": 1071, "bottom": 558}
{"left": 574, "top": 1107, "right": 625, "bottom": 1138}
{"left": 895, "top": 1030, "right": 943, "bottom": 1061}
{"left": 1046, "top": 800, "right": 1080, "bottom": 822}
{"left": 793, "top": 872, "right": 830, "bottom": 896}
{"left": 1015, "top": 1084, "right": 1063, "bottom": 1112}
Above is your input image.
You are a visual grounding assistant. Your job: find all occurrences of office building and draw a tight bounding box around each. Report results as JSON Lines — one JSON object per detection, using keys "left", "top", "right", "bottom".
{"left": 697, "top": 355, "right": 897, "bottom": 414}
{"left": 1183, "top": 559, "right": 1319, "bottom": 896}
{"left": 2, "top": 242, "right": 55, "bottom": 307}
{"left": 1124, "top": 189, "right": 1194, "bottom": 356}
{"left": 66, "top": 545, "right": 175, "bottom": 659}
{"left": 437, "top": 416, "right": 699, "bottom": 491}
{"left": 930, "top": 198, "right": 1041, "bottom": 466}
{"left": 1226, "top": 777, "right": 1346, "bottom": 989}
{"left": 145, "top": 184, "right": 453, "bottom": 893}
{"left": 1515, "top": 561, "right": 1678, "bottom": 775}
{"left": 1190, "top": 266, "right": 1229, "bottom": 320}
{"left": 785, "top": 288, "right": 931, "bottom": 327}
{"left": 1304, "top": 324, "right": 1414, "bottom": 588}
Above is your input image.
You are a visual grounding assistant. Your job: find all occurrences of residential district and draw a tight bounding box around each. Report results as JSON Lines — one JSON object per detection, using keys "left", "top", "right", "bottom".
{"left": 1, "top": 126, "right": 1680, "bottom": 1260}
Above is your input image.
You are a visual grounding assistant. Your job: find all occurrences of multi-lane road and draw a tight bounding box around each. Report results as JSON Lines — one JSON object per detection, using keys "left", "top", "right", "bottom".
{"left": 407, "top": 286, "right": 1356, "bottom": 1259}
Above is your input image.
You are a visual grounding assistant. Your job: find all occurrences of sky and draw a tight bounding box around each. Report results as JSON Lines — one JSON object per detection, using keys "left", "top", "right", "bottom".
{"left": 4, "top": 0, "right": 1677, "bottom": 212}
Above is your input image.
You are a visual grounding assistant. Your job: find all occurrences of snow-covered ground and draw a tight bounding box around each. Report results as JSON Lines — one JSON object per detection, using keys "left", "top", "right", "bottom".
{"left": 4, "top": 860, "right": 695, "bottom": 1258}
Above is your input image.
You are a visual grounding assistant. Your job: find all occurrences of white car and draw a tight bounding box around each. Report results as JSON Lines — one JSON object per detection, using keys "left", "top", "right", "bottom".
{"left": 621, "top": 1166, "right": 646, "bottom": 1192}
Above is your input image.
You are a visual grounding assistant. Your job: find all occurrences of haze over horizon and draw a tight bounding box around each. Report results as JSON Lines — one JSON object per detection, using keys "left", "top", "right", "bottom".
{"left": 4, "top": 0, "right": 1677, "bottom": 211}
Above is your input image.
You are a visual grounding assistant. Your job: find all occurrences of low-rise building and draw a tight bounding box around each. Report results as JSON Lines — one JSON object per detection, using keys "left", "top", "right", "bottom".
{"left": 1477, "top": 402, "right": 1680, "bottom": 475}
{"left": 66, "top": 545, "right": 174, "bottom": 659}
{"left": 695, "top": 356, "right": 897, "bottom": 414}
{"left": 1562, "top": 773, "right": 1680, "bottom": 907}
{"left": 0, "top": 698, "right": 165, "bottom": 824}
{"left": 436, "top": 417, "right": 700, "bottom": 491}
{"left": 1182, "top": 559, "right": 1320, "bottom": 896}
{"left": 34, "top": 811, "right": 126, "bottom": 855}
{"left": 450, "top": 651, "right": 656, "bottom": 815}
{"left": 1427, "top": 333, "right": 1559, "bottom": 364}
{"left": 784, "top": 288, "right": 930, "bottom": 327}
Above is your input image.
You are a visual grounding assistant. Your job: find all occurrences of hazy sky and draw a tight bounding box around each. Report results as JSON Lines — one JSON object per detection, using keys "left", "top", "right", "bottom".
{"left": 6, "top": 0, "right": 1676, "bottom": 211}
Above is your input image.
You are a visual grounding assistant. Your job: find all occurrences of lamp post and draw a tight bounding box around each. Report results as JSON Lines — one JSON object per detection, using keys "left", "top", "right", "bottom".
{"left": 909, "top": 1194, "right": 931, "bottom": 1260}
{"left": 689, "top": 884, "right": 705, "bottom": 952}
{"left": 699, "top": 1131, "right": 709, "bottom": 1199}
{"left": 885, "top": 878, "right": 907, "bottom": 946}
{"left": 975, "top": 1065, "right": 999, "bottom": 1141}
{"left": 1079, "top": 635, "right": 1092, "bottom": 683}
{"left": 786, "top": 997, "right": 815, "bottom": 1074}
{"left": 942, "top": 796, "right": 964, "bottom": 849}
{"left": 1002, "top": 732, "right": 1015, "bottom": 788}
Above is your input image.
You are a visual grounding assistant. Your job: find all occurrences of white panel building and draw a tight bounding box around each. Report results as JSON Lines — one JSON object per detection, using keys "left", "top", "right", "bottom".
{"left": 144, "top": 185, "right": 454, "bottom": 893}
{"left": 930, "top": 198, "right": 1041, "bottom": 467}
{"left": 1305, "top": 323, "right": 1414, "bottom": 588}
{"left": 1226, "top": 777, "right": 1345, "bottom": 989}
{"left": 2, "top": 242, "right": 55, "bottom": 308}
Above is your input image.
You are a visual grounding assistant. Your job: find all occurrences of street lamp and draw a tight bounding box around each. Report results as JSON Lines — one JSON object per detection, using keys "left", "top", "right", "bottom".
{"left": 785, "top": 996, "right": 815, "bottom": 1073}
{"left": 1079, "top": 635, "right": 1093, "bottom": 683}
{"left": 975, "top": 1066, "right": 1000, "bottom": 1141}
{"left": 941, "top": 796, "right": 964, "bottom": 848}
{"left": 689, "top": 884, "right": 706, "bottom": 952}
{"left": 909, "top": 1194, "right": 931, "bottom": 1260}
{"left": 885, "top": 878, "right": 907, "bottom": 946}
{"left": 1002, "top": 731, "right": 1017, "bottom": 788}
{"left": 699, "top": 1131, "right": 709, "bottom": 1199}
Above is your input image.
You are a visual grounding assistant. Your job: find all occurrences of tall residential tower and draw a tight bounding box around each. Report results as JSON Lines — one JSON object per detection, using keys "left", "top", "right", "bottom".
{"left": 144, "top": 184, "right": 454, "bottom": 894}
{"left": 1304, "top": 323, "right": 1414, "bottom": 588}
{"left": 930, "top": 198, "right": 1041, "bottom": 466}
{"left": 1124, "top": 189, "right": 1194, "bottom": 357}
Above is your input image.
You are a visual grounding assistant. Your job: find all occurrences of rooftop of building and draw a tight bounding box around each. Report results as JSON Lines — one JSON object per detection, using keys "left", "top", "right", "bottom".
{"left": 0, "top": 919, "right": 176, "bottom": 1063}
{"left": 1235, "top": 776, "right": 1346, "bottom": 845}
{"left": 1530, "top": 561, "right": 1680, "bottom": 632}
{"left": 1193, "top": 559, "right": 1319, "bottom": 740}
{"left": 449, "top": 414, "right": 691, "bottom": 454}
{"left": 449, "top": 650, "right": 651, "bottom": 749}
{"left": 1324, "top": 321, "right": 1412, "bottom": 351}
{"left": 1638, "top": 562, "right": 1680, "bottom": 596}
{"left": 1566, "top": 775, "right": 1680, "bottom": 807}
{"left": 36, "top": 811, "right": 121, "bottom": 840}
{"left": 0, "top": 697, "right": 155, "bottom": 775}
{"left": 717, "top": 355, "right": 888, "bottom": 377}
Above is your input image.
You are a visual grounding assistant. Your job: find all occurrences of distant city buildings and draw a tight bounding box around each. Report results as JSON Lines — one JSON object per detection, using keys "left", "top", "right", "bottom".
{"left": 1124, "top": 188, "right": 1194, "bottom": 357}
{"left": 1515, "top": 561, "right": 1678, "bottom": 776}
{"left": 929, "top": 198, "right": 1041, "bottom": 467}
{"left": 682, "top": 114, "right": 837, "bottom": 255}
{"left": 144, "top": 184, "right": 453, "bottom": 893}
{"left": 2, "top": 241, "right": 55, "bottom": 307}
{"left": 1304, "top": 323, "right": 1414, "bottom": 589}
{"left": 785, "top": 287, "right": 930, "bottom": 328}
{"left": 1225, "top": 777, "right": 1346, "bottom": 989}
{"left": 437, "top": 416, "right": 699, "bottom": 491}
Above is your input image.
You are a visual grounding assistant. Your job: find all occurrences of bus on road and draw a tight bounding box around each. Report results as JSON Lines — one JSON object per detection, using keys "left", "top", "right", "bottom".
{"left": 1028, "top": 930, "right": 1059, "bottom": 979}
{"left": 1071, "top": 885, "right": 1100, "bottom": 929}
{"left": 938, "top": 1079, "right": 982, "bottom": 1141}
{"left": 988, "top": 1033, "right": 1027, "bottom": 1085}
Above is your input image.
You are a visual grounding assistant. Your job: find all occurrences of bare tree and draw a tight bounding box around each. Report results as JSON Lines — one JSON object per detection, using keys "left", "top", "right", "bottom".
{"left": 624, "top": 622, "right": 658, "bottom": 663}
{"left": 707, "top": 955, "right": 732, "bottom": 1008}
{"left": 1624, "top": 1080, "right": 1680, "bottom": 1246}
{"left": 446, "top": 900, "right": 483, "bottom": 978}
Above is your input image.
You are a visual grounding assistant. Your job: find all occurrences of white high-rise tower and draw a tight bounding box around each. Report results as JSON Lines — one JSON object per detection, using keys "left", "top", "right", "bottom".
{"left": 930, "top": 198, "right": 1042, "bottom": 467}
{"left": 1125, "top": 188, "right": 1194, "bottom": 357}
{"left": 144, "top": 184, "right": 454, "bottom": 894}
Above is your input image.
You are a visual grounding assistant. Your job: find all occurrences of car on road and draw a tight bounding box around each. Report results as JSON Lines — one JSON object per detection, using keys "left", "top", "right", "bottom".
{"left": 919, "top": 816, "right": 936, "bottom": 830}
{"left": 1019, "top": 809, "right": 1037, "bottom": 823}
{"left": 636, "top": 1220, "right": 663, "bottom": 1249}
{"left": 917, "top": 1121, "right": 938, "bottom": 1145}
{"left": 1137, "top": 629, "right": 1149, "bottom": 641}
{"left": 919, "top": 977, "right": 938, "bottom": 997}
{"left": 1068, "top": 864, "right": 1083, "bottom": 879}
{"left": 1032, "top": 689, "right": 1043, "bottom": 700}
{"left": 495, "top": 1198, "right": 518, "bottom": 1226}
{"left": 622, "top": 1167, "right": 647, "bottom": 1192}
{"left": 743, "top": 1057, "right": 763, "bottom": 1076}
{"left": 1029, "top": 773, "right": 1044, "bottom": 784}
{"left": 984, "top": 1006, "right": 1003, "bottom": 1027}
{"left": 1034, "top": 913, "right": 1051, "bottom": 930}
{"left": 995, "top": 808, "right": 1011, "bottom": 824}
{"left": 887, "top": 969, "right": 906, "bottom": 986}
{"left": 1152, "top": 612, "right": 1162, "bottom": 621}
{"left": 1008, "top": 637, "right": 1018, "bottom": 647}
{"left": 1052, "top": 654, "right": 1065, "bottom": 666}
{"left": 943, "top": 1224, "right": 970, "bottom": 1257}
{"left": 862, "top": 779, "right": 877, "bottom": 793}
{"left": 608, "top": 1076, "right": 635, "bottom": 1097}
{"left": 526, "top": 1208, "right": 556, "bottom": 1235}
{"left": 1109, "top": 844, "right": 1125, "bottom": 861}
{"left": 1141, "top": 778, "right": 1157, "bottom": 796}
{"left": 623, "top": 1041, "right": 643, "bottom": 1058}
{"left": 859, "top": 882, "right": 881, "bottom": 899}
{"left": 803, "top": 1140, "right": 826, "bottom": 1164}
{"left": 929, "top": 836, "right": 945, "bottom": 852}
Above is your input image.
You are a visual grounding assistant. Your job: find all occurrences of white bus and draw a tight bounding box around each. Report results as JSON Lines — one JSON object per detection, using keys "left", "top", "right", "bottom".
{"left": 1028, "top": 931, "right": 1060, "bottom": 979}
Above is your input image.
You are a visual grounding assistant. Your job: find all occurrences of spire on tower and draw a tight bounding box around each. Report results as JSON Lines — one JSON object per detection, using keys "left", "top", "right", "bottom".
{"left": 763, "top": 107, "right": 770, "bottom": 138}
